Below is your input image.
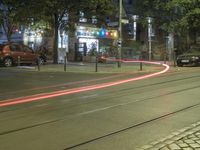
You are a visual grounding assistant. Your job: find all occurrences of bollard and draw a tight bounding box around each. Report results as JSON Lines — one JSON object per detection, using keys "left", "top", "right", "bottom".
{"left": 17, "top": 56, "right": 20, "bottom": 66}
{"left": 64, "top": 56, "right": 67, "bottom": 72}
{"left": 173, "top": 51, "right": 176, "bottom": 67}
{"left": 117, "top": 59, "right": 121, "bottom": 68}
{"left": 37, "top": 58, "right": 40, "bottom": 71}
{"left": 164, "top": 53, "right": 167, "bottom": 64}
{"left": 95, "top": 56, "right": 98, "bottom": 72}
{"left": 140, "top": 62, "right": 143, "bottom": 71}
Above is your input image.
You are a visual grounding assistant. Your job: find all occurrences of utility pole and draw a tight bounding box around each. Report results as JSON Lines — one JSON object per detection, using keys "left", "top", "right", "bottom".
{"left": 118, "top": 0, "right": 122, "bottom": 68}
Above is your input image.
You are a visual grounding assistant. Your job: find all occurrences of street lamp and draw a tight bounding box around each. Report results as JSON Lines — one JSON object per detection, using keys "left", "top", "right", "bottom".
{"left": 61, "top": 13, "right": 68, "bottom": 65}
{"left": 132, "top": 15, "right": 138, "bottom": 41}
{"left": 118, "top": 0, "right": 122, "bottom": 68}
{"left": 147, "top": 17, "right": 152, "bottom": 61}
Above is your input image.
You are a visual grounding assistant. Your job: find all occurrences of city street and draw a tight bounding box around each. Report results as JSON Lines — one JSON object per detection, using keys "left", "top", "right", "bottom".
{"left": 0, "top": 65, "right": 200, "bottom": 150}
{"left": 0, "top": 0, "right": 199, "bottom": 149}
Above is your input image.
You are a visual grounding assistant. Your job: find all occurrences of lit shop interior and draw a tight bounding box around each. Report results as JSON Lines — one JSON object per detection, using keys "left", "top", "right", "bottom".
{"left": 74, "top": 26, "right": 118, "bottom": 61}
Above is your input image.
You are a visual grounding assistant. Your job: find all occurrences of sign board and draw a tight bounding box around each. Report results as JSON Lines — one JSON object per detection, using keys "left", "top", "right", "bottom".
{"left": 121, "top": 19, "right": 129, "bottom": 24}
{"left": 76, "top": 26, "right": 118, "bottom": 39}
{"left": 107, "top": 22, "right": 119, "bottom": 27}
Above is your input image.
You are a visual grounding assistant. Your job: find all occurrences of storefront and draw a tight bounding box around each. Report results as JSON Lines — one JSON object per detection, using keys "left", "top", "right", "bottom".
{"left": 74, "top": 25, "right": 118, "bottom": 61}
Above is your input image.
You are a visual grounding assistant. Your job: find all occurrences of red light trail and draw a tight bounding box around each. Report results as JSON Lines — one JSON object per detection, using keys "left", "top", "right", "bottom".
{"left": 0, "top": 61, "right": 170, "bottom": 107}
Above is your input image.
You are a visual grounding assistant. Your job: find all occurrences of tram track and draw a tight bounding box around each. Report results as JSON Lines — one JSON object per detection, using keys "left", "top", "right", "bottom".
{"left": 1, "top": 83, "right": 200, "bottom": 138}
{"left": 0, "top": 65, "right": 198, "bottom": 98}
{"left": 0, "top": 66, "right": 199, "bottom": 99}
{"left": 1, "top": 62, "right": 200, "bottom": 149}
{"left": 1, "top": 72, "right": 200, "bottom": 113}
{"left": 63, "top": 102, "right": 200, "bottom": 150}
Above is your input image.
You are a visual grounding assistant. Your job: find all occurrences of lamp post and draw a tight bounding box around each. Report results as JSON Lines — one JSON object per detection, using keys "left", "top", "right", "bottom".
{"left": 132, "top": 15, "right": 138, "bottom": 41}
{"left": 147, "top": 17, "right": 152, "bottom": 61}
{"left": 118, "top": 0, "right": 122, "bottom": 68}
{"left": 61, "top": 13, "right": 68, "bottom": 64}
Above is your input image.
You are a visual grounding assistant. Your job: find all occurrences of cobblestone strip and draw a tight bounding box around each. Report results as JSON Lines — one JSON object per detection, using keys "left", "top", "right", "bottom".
{"left": 137, "top": 121, "right": 200, "bottom": 150}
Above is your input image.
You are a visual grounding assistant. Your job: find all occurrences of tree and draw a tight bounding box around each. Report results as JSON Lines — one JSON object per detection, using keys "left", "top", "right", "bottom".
{"left": 0, "top": 0, "right": 114, "bottom": 62}
{"left": 0, "top": 0, "right": 27, "bottom": 41}
{"left": 82, "top": 0, "right": 114, "bottom": 26}
{"left": 169, "top": 0, "right": 200, "bottom": 29}
{"left": 168, "top": 0, "right": 200, "bottom": 44}
{"left": 134, "top": 0, "right": 200, "bottom": 53}
{"left": 29, "top": 0, "right": 114, "bottom": 63}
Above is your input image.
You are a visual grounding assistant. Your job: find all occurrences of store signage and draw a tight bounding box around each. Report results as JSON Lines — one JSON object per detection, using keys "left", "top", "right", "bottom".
{"left": 76, "top": 26, "right": 118, "bottom": 39}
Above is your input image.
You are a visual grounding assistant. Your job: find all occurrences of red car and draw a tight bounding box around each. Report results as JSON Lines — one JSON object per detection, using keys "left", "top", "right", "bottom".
{"left": 0, "top": 43, "right": 44, "bottom": 67}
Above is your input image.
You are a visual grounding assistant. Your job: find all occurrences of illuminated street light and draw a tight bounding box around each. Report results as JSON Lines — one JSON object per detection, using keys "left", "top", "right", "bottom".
{"left": 147, "top": 17, "right": 152, "bottom": 61}
{"left": 118, "top": 0, "right": 122, "bottom": 68}
{"left": 132, "top": 15, "right": 138, "bottom": 41}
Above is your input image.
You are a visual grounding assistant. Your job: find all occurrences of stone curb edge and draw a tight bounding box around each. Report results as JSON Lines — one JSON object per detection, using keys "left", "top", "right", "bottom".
{"left": 136, "top": 121, "right": 200, "bottom": 150}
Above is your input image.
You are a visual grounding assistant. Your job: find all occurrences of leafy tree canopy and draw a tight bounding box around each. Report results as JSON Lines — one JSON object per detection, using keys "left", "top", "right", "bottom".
{"left": 28, "top": 0, "right": 115, "bottom": 63}
{"left": 0, "top": 0, "right": 30, "bottom": 40}
{"left": 135, "top": 0, "right": 200, "bottom": 33}
{"left": 0, "top": 0, "right": 115, "bottom": 62}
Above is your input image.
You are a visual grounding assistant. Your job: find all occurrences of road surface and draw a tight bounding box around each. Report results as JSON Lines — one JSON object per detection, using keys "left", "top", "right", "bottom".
{"left": 0, "top": 66, "right": 200, "bottom": 150}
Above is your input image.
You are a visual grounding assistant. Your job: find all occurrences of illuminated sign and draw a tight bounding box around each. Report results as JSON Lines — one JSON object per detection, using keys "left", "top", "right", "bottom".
{"left": 76, "top": 26, "right": 118, "bottom": 39}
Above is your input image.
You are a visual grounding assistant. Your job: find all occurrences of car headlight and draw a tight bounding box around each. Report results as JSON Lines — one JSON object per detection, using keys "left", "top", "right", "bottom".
{"left": 191, "top": 56, "right": 199, "bottom": 59}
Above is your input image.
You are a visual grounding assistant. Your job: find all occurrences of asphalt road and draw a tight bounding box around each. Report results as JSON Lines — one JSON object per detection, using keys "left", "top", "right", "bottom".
{"left": 1, "top": 66, "right": 200, "bottom": 150}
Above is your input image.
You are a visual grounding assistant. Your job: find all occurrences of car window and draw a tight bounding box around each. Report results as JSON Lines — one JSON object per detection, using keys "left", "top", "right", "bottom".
{"left": 23, "top": 46, "right": 33, "bottom": 53}
{"left": 10, "top": 44, "right": 22, "bottom": 52}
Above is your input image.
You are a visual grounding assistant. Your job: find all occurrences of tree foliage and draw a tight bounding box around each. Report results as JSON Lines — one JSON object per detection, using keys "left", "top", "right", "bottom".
{"left": 170, "top": 0, "right": 200, "bottom": 31}
{"left": 0, "top": 0, "right": 114, "bottom": 63}
{"left": 0, "top": 0, "right": 29, "bottom": 41}
{"left": 135, "top": 0, "right": 200, "bottom": 34}
{"left": 29, "top": 0, "right": 114, "bottom": 63}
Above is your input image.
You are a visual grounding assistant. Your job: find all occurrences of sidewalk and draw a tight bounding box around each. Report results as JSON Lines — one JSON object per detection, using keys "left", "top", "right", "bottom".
{"left": 138, "top": 121, "right": 200, "bottom": 150}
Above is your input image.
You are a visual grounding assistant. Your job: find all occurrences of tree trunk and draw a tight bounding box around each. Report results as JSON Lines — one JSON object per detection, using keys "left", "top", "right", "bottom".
{"left": 2, "top": 23, "right": 12, "bottom": 42}
{"left": 53, "top": 13, "right": 59, "bottom": 64}
{"left": 6, "top": 29, "right": 12, "bottom": 42}
{"left": 6, "top": 32, "right": 11, "bottom": 42}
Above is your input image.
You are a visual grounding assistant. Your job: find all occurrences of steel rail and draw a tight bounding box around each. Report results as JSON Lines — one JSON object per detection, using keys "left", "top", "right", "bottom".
{"left": 0, "top": 61, "right": 169, "bottom": 107}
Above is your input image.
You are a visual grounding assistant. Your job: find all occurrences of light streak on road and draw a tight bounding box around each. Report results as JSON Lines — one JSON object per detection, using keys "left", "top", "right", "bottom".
{"left": 0, "top": 73, "right": 126, "bottom": 97}
{"left": 0, "top": 61, "right": 170, "bottom": 107}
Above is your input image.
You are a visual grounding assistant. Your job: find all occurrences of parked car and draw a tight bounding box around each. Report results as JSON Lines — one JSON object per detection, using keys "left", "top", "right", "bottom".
{"left": 0, "top": 42, "right": 45, "bottom": 67}
{"left": 177, "top": 51, "right": 200, "bottom": 67}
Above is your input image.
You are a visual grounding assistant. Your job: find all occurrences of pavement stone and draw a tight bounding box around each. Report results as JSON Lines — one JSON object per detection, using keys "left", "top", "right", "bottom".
{"left": 189, "top": 143, "right": 200, "bottom": 148}
{"left": 196, "top": 140, "right": 200, "bottom": 144}
{"left": 137, "top": 121, "right": 200, "bottom": 150}
{"left": 168, "top": 143, "right": 181, "bottom": 149}
{"left": 184, "top": 139, "right": 195, "bottom": 144}
{"left": 177, "top": 143, "right": 188, "bottom": 148}
{"left": 160, "top": 147, "right": 170, "bottom": 150}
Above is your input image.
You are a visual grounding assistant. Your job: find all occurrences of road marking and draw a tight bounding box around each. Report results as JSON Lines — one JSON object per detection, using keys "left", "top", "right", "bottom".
{"left": 80, "top": 94, "right": 99, "bottom": 99}
{"left": 0, "top": 74, "right": 125, "bottom": 96}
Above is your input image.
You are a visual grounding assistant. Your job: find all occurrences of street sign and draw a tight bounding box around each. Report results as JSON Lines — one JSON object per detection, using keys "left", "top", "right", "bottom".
{"left": 107, "top": 22, "right": 119, "bottom": 27}
{"left": 121, "top": 19, "right": 129, "bottom": 24}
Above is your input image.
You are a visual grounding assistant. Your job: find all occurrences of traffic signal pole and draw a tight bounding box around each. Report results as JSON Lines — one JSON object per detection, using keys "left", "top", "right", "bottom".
{"left": 118, "top": 0, "right": 122, "bottom": 68}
